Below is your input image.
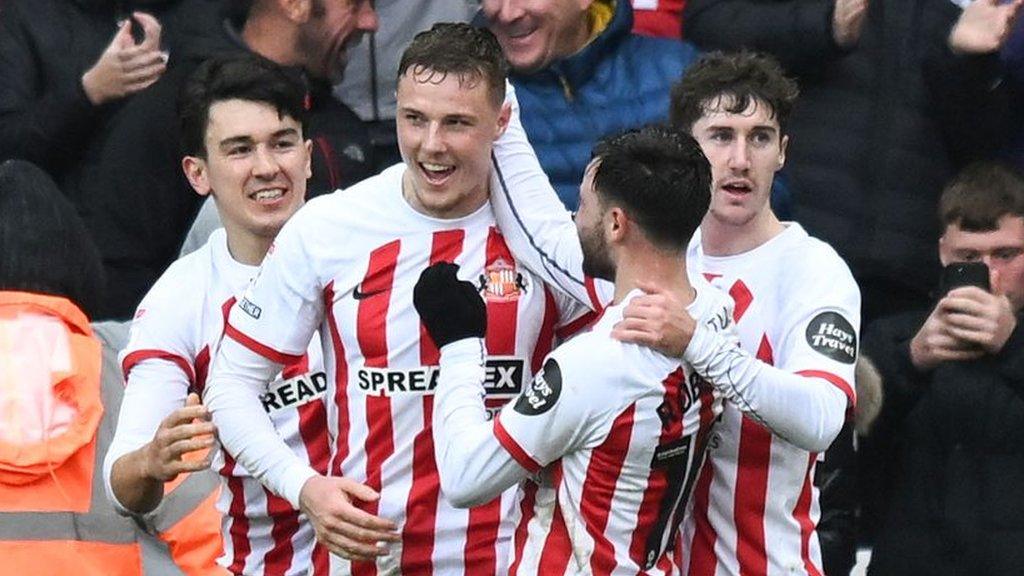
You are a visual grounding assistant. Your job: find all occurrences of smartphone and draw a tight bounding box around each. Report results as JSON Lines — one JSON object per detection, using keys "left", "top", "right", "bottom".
{"left": 939, "top": 261, "right": 990, "bottom": 296}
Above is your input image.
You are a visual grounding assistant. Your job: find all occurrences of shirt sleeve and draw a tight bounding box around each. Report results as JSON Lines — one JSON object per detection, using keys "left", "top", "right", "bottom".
{"left": 489, "top": 83, "right": 613, "bottom": 311}
{"left": 102, "top": 287, "right": 198, "bottom": 513}
{"left": 432, "top": 334, "right": 613, "bottom": 508}
{"left": 683, "top": 274, "right": 854, "bottom": 452}
{"left": 204, "top": 210, "right": 328, "bottom": 508}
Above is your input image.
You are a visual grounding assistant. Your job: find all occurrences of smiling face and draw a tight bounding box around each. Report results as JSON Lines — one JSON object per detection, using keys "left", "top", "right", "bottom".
{"left": 690, "top": 96, "right": 787, "bottom": 231}
{"left": 183, "top": 99, "right": 311, "bottom": 246}
{"left": 396, "top": 68, "right": 510, "bottom": 219}
{"left": 482, "top": 0, "right": 591, "bottom": 73}
{"left": 298, "top": 0, "right": 378, "bottom": 81}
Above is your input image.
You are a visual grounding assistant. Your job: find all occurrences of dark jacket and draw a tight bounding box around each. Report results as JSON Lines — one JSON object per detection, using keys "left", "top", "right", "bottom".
{"left": 511, "top": 0, "right": 699, "bottom": 209}
{"left": 863, "top": 312, "right": 1024, "bottom": 576}
{"left": 684, "top": 0, "right": 1013, "bottom": 322}
{"left": 0, "top": 0, "right": 223, "bottom": 180}
{"left": 68, "top": 18, "right": 374, "bottom": 320}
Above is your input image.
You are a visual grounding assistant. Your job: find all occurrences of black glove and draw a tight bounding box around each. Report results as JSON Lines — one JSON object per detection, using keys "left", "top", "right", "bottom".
{"left": 413, "top": 261, "right": 487, "bottom": 348}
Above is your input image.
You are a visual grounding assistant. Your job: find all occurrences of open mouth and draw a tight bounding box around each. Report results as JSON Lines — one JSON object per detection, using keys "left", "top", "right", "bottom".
{"left": 721, "top": 181, "right": 752, "bottom": 196}
{"left": 249, "top": 187, "right": 287, "bottom": 205}
{"left": 419, "top": 162, "right": 455, "bottom": 186}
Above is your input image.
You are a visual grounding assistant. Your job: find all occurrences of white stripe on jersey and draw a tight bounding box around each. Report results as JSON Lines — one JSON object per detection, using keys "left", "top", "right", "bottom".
{"left": 499, "top": 289, "right": 730, "bottom": 576}
{"left": 228, "top": 165, "right": 592, "bottom": 576}
{"left": 122, "top": 229, "right": 330, "bottom": 576}
{"left": 680, "top": 224, "right": 860, "bottom": 576}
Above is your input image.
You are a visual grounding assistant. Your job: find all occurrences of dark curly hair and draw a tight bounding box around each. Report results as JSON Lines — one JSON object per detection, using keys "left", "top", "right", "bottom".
{"left": 670, "top": 51, "right": 799, "bottom": 134}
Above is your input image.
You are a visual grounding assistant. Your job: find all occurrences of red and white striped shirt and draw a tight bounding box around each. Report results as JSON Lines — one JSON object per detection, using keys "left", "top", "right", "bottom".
{"left": 680, "top": 224, "right": 859, "bottom": 576}
{"left": 104, "top": 228, "right": 331, "bottom": 576}
{"left": 428, "top": 287, "right": 731, "bottom": 575}
{"left": 207, "top": 164, "right": 592, "bottom": 575}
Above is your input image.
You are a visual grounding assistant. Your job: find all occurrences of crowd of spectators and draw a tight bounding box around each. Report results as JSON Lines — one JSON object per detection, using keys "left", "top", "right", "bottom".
{"left": 1, "top": 0, "right": 1022, "bottom": 574}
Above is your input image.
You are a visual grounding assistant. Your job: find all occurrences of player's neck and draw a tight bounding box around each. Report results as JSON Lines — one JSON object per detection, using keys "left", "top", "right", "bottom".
{"left": 225, "top": 229, "right": 273, "bottom": 266}
{"left": 613, "top": 249, "right": 695, "bottom": 307}
{"left": 700, "top": 208, "right": 784, "bottom": 257}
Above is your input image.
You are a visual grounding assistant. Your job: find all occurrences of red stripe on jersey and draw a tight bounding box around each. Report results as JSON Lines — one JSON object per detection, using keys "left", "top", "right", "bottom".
{"left": 734, "top": 417, "right": 771, "bottom": 576}
{"left": 531, "top": 288, "right": 558, "bottom": 374}
{"left": 555, "top": 308, "right": 600, "bottom": 341}
{"left": 729, "top": 280, "right": 753, "bottom": 323}
{"left": 508, "top": 481, "right": 539, "bottom": 576}
{"left": 538, "top": 496, "right": 573, "bottom": 574}
{"left": 402, "top": 229, "right": 465, "bottom": 575}
{"left": 263, "top": 491, "right": 298, "bottom": 576}
{"left": 493, "top": 415, "right": 542, "bottom": 473}
{"left": 194, "top": 346, "right": 211, "bottom": 397}
{"left": 731, "top": 335, "right": 775, "bottom": 576}
{"left": 311, "top": 543, "right": 329, "bottom": 575}
{"left": 222, "top": 454, "right": 251, "bottom": 575}
{"left": 225, "top": 321, "right": 305, "bottom": 366}
{"left": 298, "top": 399, "right": 331, "bottom": 475}
{"left": 687, "top": 460, "right": 718, "bottom": 576}
{"left": 282, "top": 354, "right": 310, "bottom": 380}
{"left": 122, "top": 349, "right": 195, "bottom": 385}
{"left": 323, "top": 282, "right": 351, "bottom": 477}
{"left": 630, "top": 370, "right": 685, "bottom": 568}
{"left": 312, "top": 136, "right": 339, "bottom": 190}
{"left": 461, "top": 228, "right": 521, "bottom": 575}
{"left": 583, "top": 403, "right": 636, "bottom": 575}
{"left": 353, "top": 240, "right": 401, "bottom": 576}
{"left": 794, "top": 453, "right": 822, "bottom": 576}
{"left": 584, "top": 275, "right": 605, "bottom": 312}
{"left": 796, "top": 370, "right": 856, "bottom": 408}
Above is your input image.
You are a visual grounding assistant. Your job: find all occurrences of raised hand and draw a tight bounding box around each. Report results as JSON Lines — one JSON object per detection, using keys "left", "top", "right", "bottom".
{"left": 413, "top": 262, "right": 487, "bottom": 348}
{"left": 81, "top": 12, "right": 168, "bottom": 105}
{"left": 832, "top": 0, "right": 870, "bottom": 48}
{"left": 949, "top": 0, "right": 1024, "bottom": 55}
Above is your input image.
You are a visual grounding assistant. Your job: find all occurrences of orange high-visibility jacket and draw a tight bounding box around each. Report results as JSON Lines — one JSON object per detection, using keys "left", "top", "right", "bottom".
{"left": 0, "top": 292, "right": 225, "bottom": 576}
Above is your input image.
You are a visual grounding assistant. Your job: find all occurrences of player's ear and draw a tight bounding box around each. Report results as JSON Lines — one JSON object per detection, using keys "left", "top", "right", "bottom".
{"left": 607, "top": 206, "right": 628, "bottom": 243}
{"left": 494, "top": 101, "right": 512, "bottom": 140}
{"left": 304, "top": 139, "right": 313, "bottom": 179}
{"left": 777, "top": 134, "right": 788, "bottom": 170}
{"left": 182, "top": 156, "right": 212, "bottom": 197}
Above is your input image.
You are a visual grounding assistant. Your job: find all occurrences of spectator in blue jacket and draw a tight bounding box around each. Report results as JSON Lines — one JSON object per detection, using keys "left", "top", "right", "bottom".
{"left": 480, "top": 0, "right": 699, "bottom": 209}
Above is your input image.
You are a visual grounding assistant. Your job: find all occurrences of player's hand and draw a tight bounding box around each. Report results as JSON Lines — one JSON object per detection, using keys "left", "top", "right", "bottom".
{"left": 948, "top": 0, "right": 1023, "bottom": 55}
{"left": 413, "top": 262, "right": 487, "bottom": 348}
{"left": 81, "top": 12, "right": 168, "bottom": 105}
{"left": 298, "top": 475, "right": 400, "bottom": 561}
{"left": 832, "top": 0, "right": 869, "bottom": 48}
{"left": 611, "top": 280, "right": 696, "bottom": 357}
{"left": 141, "top": 393, "right": 216, "bottom": 482}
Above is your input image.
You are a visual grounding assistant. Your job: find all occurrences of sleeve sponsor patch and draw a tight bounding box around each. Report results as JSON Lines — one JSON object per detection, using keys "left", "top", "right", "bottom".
{"left": 513, "top": 358, "right": 562, "bottom": 416}
{"left": 805, "top": 311, "right": 857, "bottom": 364}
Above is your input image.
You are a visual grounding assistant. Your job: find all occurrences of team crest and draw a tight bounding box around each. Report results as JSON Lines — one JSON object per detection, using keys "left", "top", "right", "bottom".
{"left": 478, "top": 258, "right": 527, "bottom": 302}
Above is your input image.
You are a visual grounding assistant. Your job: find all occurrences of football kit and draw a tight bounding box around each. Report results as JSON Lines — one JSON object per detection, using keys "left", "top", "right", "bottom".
{"left": 679, "top": 226, "right": 859, "bottom": 576}
{"left": 430, "top": 287, "right": 733, "bottom": 575}
{"left": 486, "top": 90, "right": 858, "bottom": 576}
{"left": 103, "top": 228, "right": 331, "bottom": 576}
{"left": 204, "top": 164, "right": 592, "bottom": 576}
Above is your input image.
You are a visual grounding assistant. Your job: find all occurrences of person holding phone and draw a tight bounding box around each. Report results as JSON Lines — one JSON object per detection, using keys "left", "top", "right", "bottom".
{"left": 861, "top": 161, "right": 1024, "bottom": 576}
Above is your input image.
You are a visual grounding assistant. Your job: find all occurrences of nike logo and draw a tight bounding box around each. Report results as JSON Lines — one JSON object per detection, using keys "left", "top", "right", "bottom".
{"left": 353, "top": 285, "right": 388, "bottom": 300}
